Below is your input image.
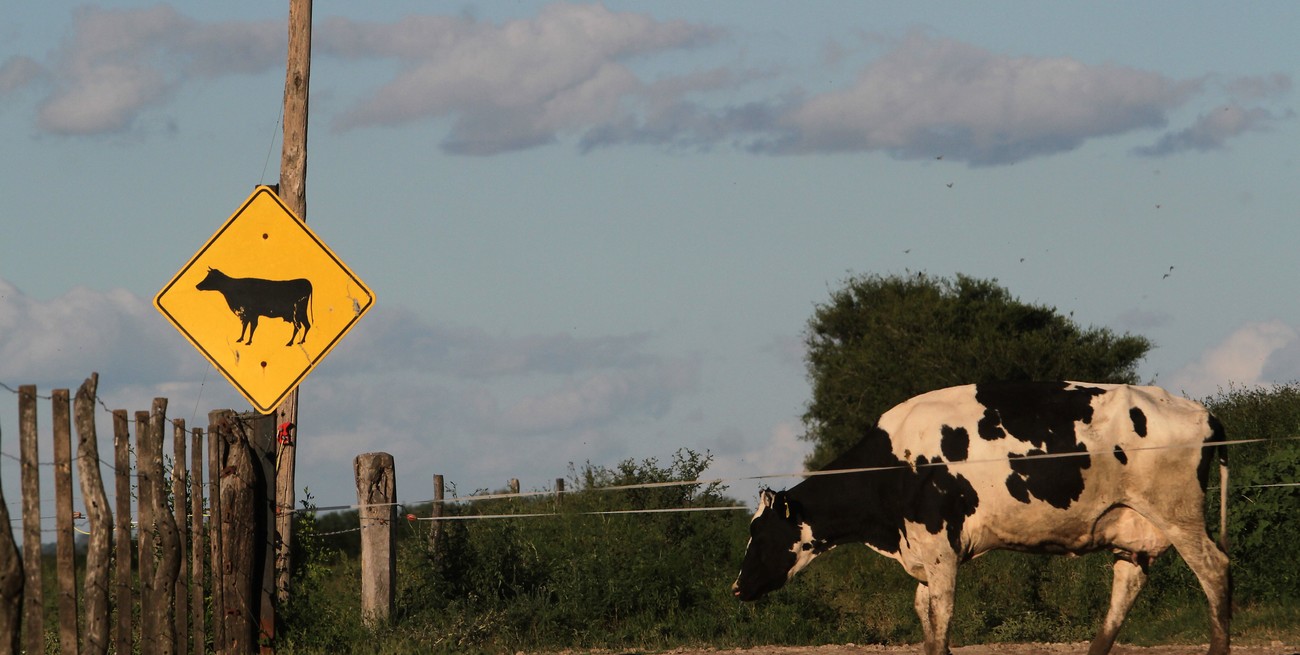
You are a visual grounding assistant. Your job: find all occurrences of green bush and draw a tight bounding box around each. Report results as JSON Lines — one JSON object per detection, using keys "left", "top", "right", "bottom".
{"left": 1204, "top": 383, "right": 1300, "bottom": 603}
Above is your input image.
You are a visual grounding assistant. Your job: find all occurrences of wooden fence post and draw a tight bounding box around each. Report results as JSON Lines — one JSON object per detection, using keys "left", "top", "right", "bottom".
{"left": 509, "top": 478, "right": 520, "bottom": 495}
{"left": 248, "top": 414, "right": 278, "bottom": 655}
{"left": 141, "top": 399, "right": 180, "bottom": 655}
{"left": 355, "top": 452, "right": 395, "bottom": 626}
{"left": 0, "top": 394, "right": 22, "bottom": 655}
{"left": 173, "top": 419, "right": 190, "bottom": 655}
{"left": 428, "top": 474, "right": 444, "bottom": 556}
{"left": 113, "top": 410, "right": 133, "bottom": 655}
{"left": 53, "top": 388, "right": 81, "bottom": 655}
{"left": 137, "top": 410, "right": 155, "bottom": 626}
{"left": 190, "top": 427, "right": 206, "bottom": 655}
{"left": 220, "top": 416, "right": 258, "bottom": 653}
{"left": 75, "top": 374, "right": 112, "bottom": 655}
{"left": 556, "top": 478, "right": 565, "bottom": 508}
{"left": 19, "top": 385, "right": 43, "bottom": 655}
{"left": 208, "top": 411, "right": 228, "bottom": 654}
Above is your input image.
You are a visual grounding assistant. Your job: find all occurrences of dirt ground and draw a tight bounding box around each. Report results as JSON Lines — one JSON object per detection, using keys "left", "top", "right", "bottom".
{"left": 547, "top": 643, "right": 1299, "bottom": 655}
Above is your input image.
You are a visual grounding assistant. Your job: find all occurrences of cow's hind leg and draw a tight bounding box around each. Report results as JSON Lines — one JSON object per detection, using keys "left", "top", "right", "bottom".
{"left": 916, "top": 558, "right": 957, "bottom": 655}
{"left": 1087, "top": 557, "right": 1148, "bottom": 655}
{"left": 914, "top": 583, "right": 934, "bottom": 646}
{"left": 1167, "top": 527, "right": 1231, "bottom": 655}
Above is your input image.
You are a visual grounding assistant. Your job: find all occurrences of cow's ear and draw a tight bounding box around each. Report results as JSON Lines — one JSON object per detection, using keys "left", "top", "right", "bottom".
{"left": 758, "top": 488, "right": 777, "bottom": 509}
{"left": 769, "top": 490, "right": 794, "bottom": 521}
{"left": 775, "top": 493, "right": 801, "bottom": 522}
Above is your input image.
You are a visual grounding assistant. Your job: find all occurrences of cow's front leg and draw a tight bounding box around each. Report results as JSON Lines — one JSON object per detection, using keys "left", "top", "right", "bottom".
{"left": 920, "top": 557, "right": 958, "bottom": 655}
{"left": 236, "top": 315, "right": 250, "bottom": 344}
{"left": 244, "top": 316, "right": 259, "bottom": 345}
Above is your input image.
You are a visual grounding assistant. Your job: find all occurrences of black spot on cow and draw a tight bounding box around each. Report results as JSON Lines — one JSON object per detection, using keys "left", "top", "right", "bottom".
{"left": 1197, "top": 415, "right": 1228, "bottom": 489}
{"left": 977, "top": 408, "right": 1006, "bottom": 441}
{"left": 783, "top": 427, "right": 980, "bottom": 556}
{"left": 197, "top": 268, "right": 313, "bottom": 347}
{"left": 1004, "top": 471, "right": 1030, "bottom": 503}
{"left": 975, "top": 381, "right": 1103, "bottom": 509}
{"left": 940, "top": 425, "right": 969, "bottom": 461}
{"left": 911, "top": 455, "right": 980, "bottom": 548}
{"left": 1130, "top": 407, "right": 1148, "bottom": 437}
{"left": 1113, "top": 445, "right": 1128, "bottom": 465}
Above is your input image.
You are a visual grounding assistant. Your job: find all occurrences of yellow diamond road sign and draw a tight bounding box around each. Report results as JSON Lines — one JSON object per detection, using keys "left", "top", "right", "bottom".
{"left": 155, "top": 186, "right": 374, "bottom": 413}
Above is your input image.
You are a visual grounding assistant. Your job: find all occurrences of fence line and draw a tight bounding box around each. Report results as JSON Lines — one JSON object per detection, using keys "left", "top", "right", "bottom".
{"left": 4, "top": 377, "right": 1300, "bottom": 511}
{"left": 12, "top": 439, "right": 1297, "bottom": 525}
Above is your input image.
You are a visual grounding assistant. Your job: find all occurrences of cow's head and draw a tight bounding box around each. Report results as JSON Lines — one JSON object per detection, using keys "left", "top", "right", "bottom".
{"left": 195, "top": 267, "right": 225, "bottom": 291}
{"left": 732, "top": 488, "right": 820, "bottom": 601}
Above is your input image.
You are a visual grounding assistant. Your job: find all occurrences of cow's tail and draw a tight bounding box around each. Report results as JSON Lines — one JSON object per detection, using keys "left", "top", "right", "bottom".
{"left": 1209, "top": 415, "right": 1229, "bottom": 553}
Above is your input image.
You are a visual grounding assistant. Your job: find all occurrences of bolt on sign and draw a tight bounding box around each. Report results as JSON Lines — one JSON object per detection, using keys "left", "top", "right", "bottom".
{"left": 155, "top": 186, "right": 375, "bottom": 413}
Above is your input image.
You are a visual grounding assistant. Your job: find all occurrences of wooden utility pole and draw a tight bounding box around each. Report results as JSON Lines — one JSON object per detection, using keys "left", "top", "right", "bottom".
{"left": 274, "top": 0, "right": 311, "bottom": 612}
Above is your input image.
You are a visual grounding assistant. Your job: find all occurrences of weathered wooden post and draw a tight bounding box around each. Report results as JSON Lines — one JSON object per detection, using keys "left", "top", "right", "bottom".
{"left": 208, "top": 411, "right": 228, "bottom": 654}
{"left": 76, "top": 374, "right": 112, "bottom": 655}
{"left": 113, "top": 410, "right": 133, "bottom": 655}
{"left": 0, "top": 395, "right": 23, "bottom": 655}
{"left": 509, "top": 478, "right": 520, "bottom": 495}
{"left": 556, "top": 478, "right": 566, "bottom": 508}
{"left": 0, "top": 501, "right": 18, "bottom": 653}
{"left": 141, "top": 399, "right": 181, "bottom": 655}
{"left": 190, "top": 427, "right": 207, "bottom": 655}
{"left": 355, "top": 453, "right": 396, "bottom": 625}
{"left": 173, "top": 419, "right": 190, "bottom": 655}
{"left": 274, "top": 0, "right": 313, "bottom": 612}
{"left": 428, "top": 474, "right": 444, "bottom": 555}
{"left": 19, "top": 385, "right": 43, "bottom": 655}
{"left": 137, "top": 410, "right": 155, "bottom": 621}
{"left": 53, "top": 388, "right": 81, "bottom": 655}
{"left": 220, "top": 415, "right": 258, "bottom": 653}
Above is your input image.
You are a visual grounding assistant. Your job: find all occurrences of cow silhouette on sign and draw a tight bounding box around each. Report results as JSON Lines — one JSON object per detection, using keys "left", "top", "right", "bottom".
{"left": 196, "top": 268, "right": 312, "bottom": 346}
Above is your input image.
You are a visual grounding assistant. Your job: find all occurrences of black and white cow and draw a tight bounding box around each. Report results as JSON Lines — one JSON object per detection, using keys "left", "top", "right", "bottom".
{"left": 196, "top": 268, "right": 313, "bottom": 347}
{"left": 733, "top": 381, "right": 1229, "bottom": 655}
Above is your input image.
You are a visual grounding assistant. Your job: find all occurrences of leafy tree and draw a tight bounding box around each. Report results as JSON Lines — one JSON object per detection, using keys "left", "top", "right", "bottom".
{"left": 802, "top": 272, "right": 1152, "bottom": 468}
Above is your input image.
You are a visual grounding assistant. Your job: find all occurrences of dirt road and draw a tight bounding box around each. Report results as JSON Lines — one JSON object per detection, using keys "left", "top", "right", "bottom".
{"left": 550, "top": 643, "right": 1300, "bottom": 655}
{"left": 645, "top": 644, "right": 1299, "bottom": 655}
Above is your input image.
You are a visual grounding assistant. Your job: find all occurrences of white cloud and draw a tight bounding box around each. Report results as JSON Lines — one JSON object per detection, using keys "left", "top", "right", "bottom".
{"left": 0, "top": 56, "right": 43, "bottom": 96}
{"left": 30, "top": 6, "right": 282, "bottom": 135}
{"left": 0, "top": 278, "right": 199, "bottom": 387}
{"left": 1165, "top": 320, "right": 1298, "bottom": 398}
{"left": 321, "top": 4, "right": 722, "bottom": 154}
{"left": 11, "top": 5, "right": 1284, "bottom": 162}
{"left": 762, "top": 33, "right": 1195, "bottom": 164}
{"left": 1134, "top": 104, "right": 1291, "bottom": 157}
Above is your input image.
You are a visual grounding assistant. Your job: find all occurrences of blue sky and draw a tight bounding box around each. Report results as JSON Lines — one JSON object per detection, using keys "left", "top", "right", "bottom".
{"left": 2, "top": 2, "right": 1298, "bottom": 517}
